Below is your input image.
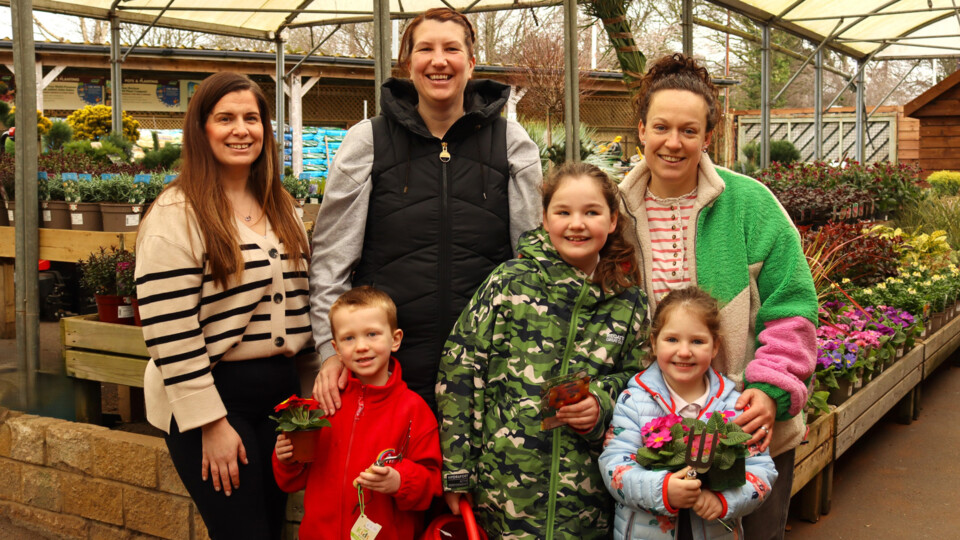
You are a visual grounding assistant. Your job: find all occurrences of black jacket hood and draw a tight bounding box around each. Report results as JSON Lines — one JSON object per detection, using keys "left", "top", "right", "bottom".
{"left": 379, "top": 77, "right": 511, "bottom": 141}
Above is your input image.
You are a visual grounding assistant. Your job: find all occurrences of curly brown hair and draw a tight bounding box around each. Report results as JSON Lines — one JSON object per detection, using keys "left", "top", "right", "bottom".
{"left": 542, "top": 162, "right": 642, "bottom": 293}
{"left": 635, "top": 53, "right": 722, "bottom": 134}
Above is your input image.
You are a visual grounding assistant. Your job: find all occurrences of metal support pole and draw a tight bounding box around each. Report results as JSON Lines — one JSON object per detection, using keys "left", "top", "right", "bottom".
{"left": 761, "top": 24, "right": 771, "bottom": 169}
{"left": 682, "top": 0, "right": 693, "bottom": 55}
{"left": 110, "top": 15, "right": 123, "bottom": 136}
{"left": 855, "top": 59, "right": 865, "bottom": 162}
{"left": 372, "top": 0, "right": 391, "bottom": 116}
{"left": 275, "top": 35, "right": 286, "bottom": 151}
{"left": 12, "top": 0, "right": 40, "bottom": 411}
{"left": 814, "top": 49, "right": 823, "bottom": 160}
{"left": 563, "top": 0, "right": 580, "bottom": 162}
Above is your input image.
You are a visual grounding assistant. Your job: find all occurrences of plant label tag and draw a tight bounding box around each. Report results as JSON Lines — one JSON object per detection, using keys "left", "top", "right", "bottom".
{"left": 125, "top": 214, "right": 140, "bottom": 227}
{"left": 6, "top": 210, "right": 11, "bottom": 222}
{"left": 61, "top": 172, "right": 78, "bottom": 182}
{"left": 134, "top": 174, "right": 152, "bottom": 184}
{"left": 107, "top": 154, "right": 124, "bottom": 164}
{"left": 101, "top": 173, "right": 116, "bottom": 181}
{"left": 78, "top": 173, "right": 93, "bottom": 182}
{"left": 43, "top": 210, "right": 51, "bottom": 222}
{"left": 349, "top": 515, "right": 382, "bottom": 539}
{"left": 296, "top": 207, "right": 304, "bottom": 218}
{"left": 71, "top": 213, "right": 83, "bottom": 225}
{"left": 118, "top": 305, "right": 134, "bottom": 318}
{"left": 164, "top": 174, "right": 177, "bottom": 184}
{"left": 37, "top": 171, "right": 48, "bottom": 180}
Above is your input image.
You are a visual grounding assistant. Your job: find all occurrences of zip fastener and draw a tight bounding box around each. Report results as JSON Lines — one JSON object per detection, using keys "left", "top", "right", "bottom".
{"left": 545, "top": 280, "right": 591, "bottom": 540}
{"left": 439, "top": 140, "right": 451, "bottom": 350}
{"left": 342, "top": 385, "right": 366, "bottom": 533}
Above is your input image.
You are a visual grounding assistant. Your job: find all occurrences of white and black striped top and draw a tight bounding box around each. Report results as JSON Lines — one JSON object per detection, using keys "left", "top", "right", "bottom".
{"left": 136, "top": 187, "right": 312, "bottom": 434}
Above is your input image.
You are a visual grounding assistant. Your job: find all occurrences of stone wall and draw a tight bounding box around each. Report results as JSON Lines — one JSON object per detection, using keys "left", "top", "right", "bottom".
{"left": 0, "top": 406, "right": 211, "bottom": 539}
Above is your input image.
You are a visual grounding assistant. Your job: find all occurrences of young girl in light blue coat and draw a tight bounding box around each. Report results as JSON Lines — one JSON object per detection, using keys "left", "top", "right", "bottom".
{"left": 600, "top": 287, "right": 778, "bottom": 539}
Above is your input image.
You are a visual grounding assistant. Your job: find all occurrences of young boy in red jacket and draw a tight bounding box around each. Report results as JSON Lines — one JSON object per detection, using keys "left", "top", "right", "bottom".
{"left": 273, "top": 286, "right": 441, "bottom": 539}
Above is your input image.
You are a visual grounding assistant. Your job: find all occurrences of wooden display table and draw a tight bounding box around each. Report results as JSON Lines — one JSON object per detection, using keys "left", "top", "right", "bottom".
{"left": 0, "top": 226, "right": 137, "bottom": 338}
{"left": 61, "top": 313, "right": 148, "bottom": 424}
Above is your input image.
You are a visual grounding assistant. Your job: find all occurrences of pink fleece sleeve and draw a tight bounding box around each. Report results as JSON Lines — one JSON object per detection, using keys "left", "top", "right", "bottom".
{"left": 745, "top": 317, "right": 817, "bottom": 416}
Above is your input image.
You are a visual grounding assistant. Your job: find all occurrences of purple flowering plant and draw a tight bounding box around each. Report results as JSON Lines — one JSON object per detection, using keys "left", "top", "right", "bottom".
{"left": 633, "top": 411, "right": 750, "bottom": 472}
{"left": 815, "top": 301, "right": 919, "bottom": 390}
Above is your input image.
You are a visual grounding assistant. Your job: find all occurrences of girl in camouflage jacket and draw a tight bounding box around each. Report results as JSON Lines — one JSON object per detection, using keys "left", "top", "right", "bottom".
{"left": 437, "top": 163, "right": 650, "bottom": 539}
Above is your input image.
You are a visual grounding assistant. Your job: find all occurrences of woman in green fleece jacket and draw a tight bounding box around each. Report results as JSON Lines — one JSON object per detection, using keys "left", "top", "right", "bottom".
{"left": 617, "top": 53, "right": 818, "bottom": 540}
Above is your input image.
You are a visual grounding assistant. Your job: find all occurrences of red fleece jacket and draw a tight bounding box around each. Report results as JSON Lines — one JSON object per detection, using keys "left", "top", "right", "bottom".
{"left": 272, "top": 359, "right": 441, "bottom": 540}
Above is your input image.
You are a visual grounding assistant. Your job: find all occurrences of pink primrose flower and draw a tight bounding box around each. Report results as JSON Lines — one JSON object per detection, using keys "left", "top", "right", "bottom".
{"left": 645, "top": 429, "right": 672, "bottom": 449}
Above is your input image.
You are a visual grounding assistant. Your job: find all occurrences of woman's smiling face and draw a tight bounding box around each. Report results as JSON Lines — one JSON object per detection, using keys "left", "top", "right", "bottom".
{"left": 407, "top": 19, "right": 475, "bottom": 112}
{"left": 639, "top": 89, "right": 712, "bottom": 198}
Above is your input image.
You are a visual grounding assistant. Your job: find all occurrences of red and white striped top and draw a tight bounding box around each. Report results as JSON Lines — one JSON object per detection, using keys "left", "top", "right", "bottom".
{"left": 645, "top": 188, "right": 698, "bottom": 302}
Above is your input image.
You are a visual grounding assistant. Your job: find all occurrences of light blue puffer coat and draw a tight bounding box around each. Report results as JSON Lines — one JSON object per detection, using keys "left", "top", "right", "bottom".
{"left": 599, "top": 364, "right": 779, "bottom": 540}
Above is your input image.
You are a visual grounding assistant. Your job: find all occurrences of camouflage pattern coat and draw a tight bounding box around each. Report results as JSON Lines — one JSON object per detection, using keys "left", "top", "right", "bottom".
{"left": 437, "top": 228, "right": 649, "bottom": 540}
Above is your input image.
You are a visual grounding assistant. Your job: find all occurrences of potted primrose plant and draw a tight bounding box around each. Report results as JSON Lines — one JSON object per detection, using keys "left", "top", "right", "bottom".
{"left": 269, "top": 394, "right": 331, "bottom": 462}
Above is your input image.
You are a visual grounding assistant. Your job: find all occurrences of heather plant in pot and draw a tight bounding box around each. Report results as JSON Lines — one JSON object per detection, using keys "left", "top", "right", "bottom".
{"left": 78, "top": 246, "right": 137, "bottom": 324}
{"left": 270, "top": 394, "right": 331, "bottom": 463}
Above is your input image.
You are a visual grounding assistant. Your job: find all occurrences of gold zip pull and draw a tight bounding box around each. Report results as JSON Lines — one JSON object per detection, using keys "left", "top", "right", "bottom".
{"left": 439, "top": 142, "right": 451, "bottom": 163}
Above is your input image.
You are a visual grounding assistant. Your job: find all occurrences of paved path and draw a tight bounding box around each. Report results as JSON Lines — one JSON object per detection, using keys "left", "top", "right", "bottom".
{"left": 786, "top": 360, "right": 960, "bottom": 538}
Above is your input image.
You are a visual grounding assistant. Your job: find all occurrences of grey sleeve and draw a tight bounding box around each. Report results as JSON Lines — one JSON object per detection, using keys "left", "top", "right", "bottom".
{"left": 308, "top": 120, "right": 375, "bottom": 361}
{"left": 505, "top": 119, "right": 543, "bottom": 252}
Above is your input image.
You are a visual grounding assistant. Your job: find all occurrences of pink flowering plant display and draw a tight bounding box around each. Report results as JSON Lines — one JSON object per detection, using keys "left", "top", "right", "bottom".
{"left": 633, "top": 412, "right": 751, "bottom": 474}
{"left": 815, "top": 300, "right": 920, "bottom": 391}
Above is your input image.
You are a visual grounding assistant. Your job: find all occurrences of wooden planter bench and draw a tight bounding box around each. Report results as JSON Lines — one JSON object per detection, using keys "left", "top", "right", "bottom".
{"left": 61, "top": 314, "right": 148, "bottom": 424}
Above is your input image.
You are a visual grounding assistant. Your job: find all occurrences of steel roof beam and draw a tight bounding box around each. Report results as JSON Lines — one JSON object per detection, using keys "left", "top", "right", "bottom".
{"left": 772, "top": 17, "right": 845, "bottom": 103}
{"left": 122, "top": 0, "right": 174, "bottom": 62}
{"left": 284, "top": 24, "right": 342, "bottom": 78}
{"left": 785, "top": 7, "right": 957, "bottom": 23}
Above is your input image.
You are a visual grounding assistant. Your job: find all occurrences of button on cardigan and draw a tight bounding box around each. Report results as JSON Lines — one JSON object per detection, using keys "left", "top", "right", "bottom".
{"left": 135, "top": 187, "right": 313, "bottom": 434}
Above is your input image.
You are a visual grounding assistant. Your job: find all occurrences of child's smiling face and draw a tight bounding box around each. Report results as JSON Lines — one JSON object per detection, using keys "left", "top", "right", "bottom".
{"left": 331, "top": 306, "right": 403, "bottom": 386}
{"left": 542, "top": 174, "right": 618, "bottom": 275}
{"left": 653, "top": 306, "right": 718, "bottom": 396}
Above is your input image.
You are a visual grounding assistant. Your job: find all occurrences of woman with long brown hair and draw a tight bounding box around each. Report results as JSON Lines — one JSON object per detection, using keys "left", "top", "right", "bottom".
{"left": 136, "top": 72, "right": 312, "bottom": 539}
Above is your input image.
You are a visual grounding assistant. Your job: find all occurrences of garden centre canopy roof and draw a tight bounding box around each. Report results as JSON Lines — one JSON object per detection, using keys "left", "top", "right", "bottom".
{"left": 11, "top": 0, "right": 960, "bottom": 59}
{"left": 706, "top": 0, "right": 960, "bottom": 60}
{"left": 17, "top": 0, "right": 562, "bottom": 40}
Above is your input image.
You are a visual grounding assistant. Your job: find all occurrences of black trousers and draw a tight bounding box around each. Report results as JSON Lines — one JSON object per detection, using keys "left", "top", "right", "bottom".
{"left": 165, "top": 356, "right": 299, "bottom": 540}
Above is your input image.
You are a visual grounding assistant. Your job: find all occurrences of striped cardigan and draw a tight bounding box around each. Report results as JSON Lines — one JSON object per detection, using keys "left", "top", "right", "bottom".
{"left": 135, "top": 187, "right": 313, "bottom": 434}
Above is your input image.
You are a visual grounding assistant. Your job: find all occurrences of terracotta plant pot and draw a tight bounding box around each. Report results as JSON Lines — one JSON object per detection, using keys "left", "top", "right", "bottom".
{"left": 69, "top": 202, "right": 103, "bottom": 231}
{"left": 95, "top": 294, "right": 135, "bottom": 325}
{"left": 41, "top": 200, "right": 72, "bottom": 229}
{"left": 100, "top": 202, "right": 143, "bottom": 232}
{"left": 285, "top": 429, "right": 319, "bottom": 463}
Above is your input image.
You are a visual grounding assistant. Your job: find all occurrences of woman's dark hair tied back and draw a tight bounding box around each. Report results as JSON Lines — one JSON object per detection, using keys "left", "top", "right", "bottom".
{"left": 636, "top": 53, "right": 721, "bottom": 133}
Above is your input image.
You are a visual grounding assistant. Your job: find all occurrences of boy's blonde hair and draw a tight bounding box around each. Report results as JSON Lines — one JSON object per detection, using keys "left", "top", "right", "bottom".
{"left": 329, "top": 286, "right": 399, "bottom": 337}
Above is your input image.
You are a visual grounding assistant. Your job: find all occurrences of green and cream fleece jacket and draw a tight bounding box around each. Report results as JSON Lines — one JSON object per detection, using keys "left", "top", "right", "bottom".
{"left": 618, "top": 155, "right": 818, "bottom": 457}
{"left": 436, "top": 228, "right": 649, "bottom": 540}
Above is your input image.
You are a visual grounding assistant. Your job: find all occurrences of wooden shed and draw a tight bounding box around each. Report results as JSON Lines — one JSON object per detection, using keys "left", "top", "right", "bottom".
{"left": 904, "top": 68, "right": 960, "bottom": 177}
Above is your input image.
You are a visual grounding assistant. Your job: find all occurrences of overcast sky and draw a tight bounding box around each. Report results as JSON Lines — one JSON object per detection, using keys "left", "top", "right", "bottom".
{"left": 1, "top": 8, "right": 84, "bottom": 42}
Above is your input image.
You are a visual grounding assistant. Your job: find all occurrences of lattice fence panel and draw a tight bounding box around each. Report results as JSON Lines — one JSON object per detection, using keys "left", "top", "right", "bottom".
{"left": 865, "top": 121, "right": 890, "bottom": 162}
{"left": 792, "top": 122, "right": 816, "bottom": 162}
